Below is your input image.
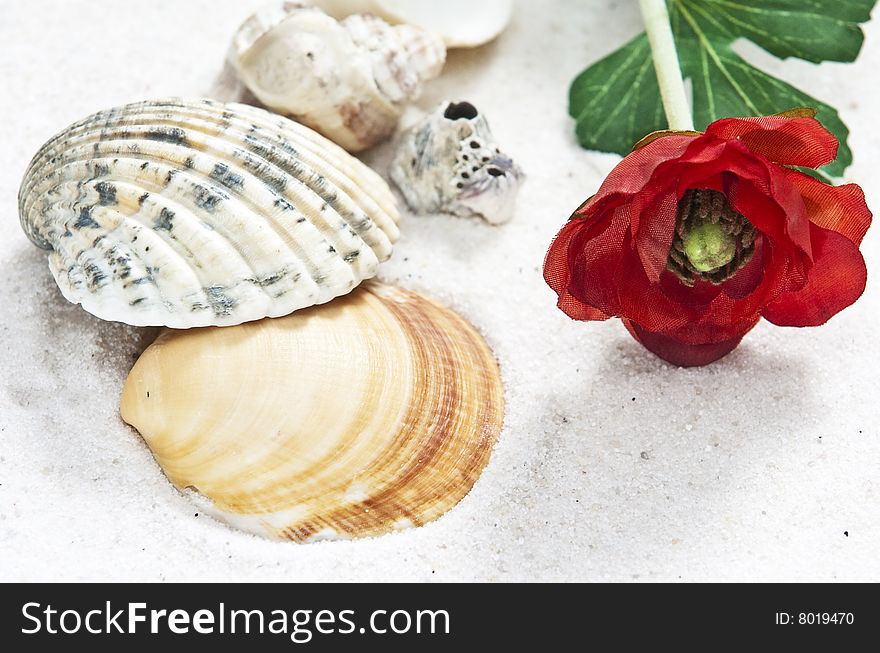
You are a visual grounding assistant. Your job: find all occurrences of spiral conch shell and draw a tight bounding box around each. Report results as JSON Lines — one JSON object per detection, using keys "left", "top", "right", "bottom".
{"left": 390, "top": 101, "right": 524, "bottom": 225}
{"left": 120, "top": 283, "right": 504, "bottom": 542}
{"left": 229, "top": 1, "right": 446, "bottom": 152}
{"left": 18, "top": 98, "right": 399, "bottom": 328}
{"left": 313, "top": 0, "right": 514, "bottom": 48}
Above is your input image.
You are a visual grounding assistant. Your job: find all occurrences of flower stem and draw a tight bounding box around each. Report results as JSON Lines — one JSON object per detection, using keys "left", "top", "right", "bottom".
{"left": 639, "top": 0, "right": 694, "bottom": 131}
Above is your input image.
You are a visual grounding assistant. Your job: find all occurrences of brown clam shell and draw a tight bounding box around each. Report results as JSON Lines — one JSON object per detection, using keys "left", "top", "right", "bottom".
{"left": 120, "top": 283, "right": 504, "bottom": 541}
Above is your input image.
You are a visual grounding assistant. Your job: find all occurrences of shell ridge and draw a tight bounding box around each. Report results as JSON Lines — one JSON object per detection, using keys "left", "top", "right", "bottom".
{"left": 29, "top": 97, "right": 398, "bottom": 216}
{"left": 234, "top": 101, "right": 400, "bottom": 220}
{"left": 124, "top": 99, "right": 400, "bottom": 222}
{"left": 28, "top": 161, "right": 329, "bottom": 324}
{"left": 206, "top": 101, "right": 400, "bottom": 234}
{"left": 22, "top": 121, "right": 376, "bottom": 260}
{"left": 127, "top": 163, "right": 328, "bottom": 316}
{"left": 47, "top": 198, "right": 185, "bottom": 320}
{"left": 36, "top": 164, "right": 282, "bottom": 324}
{"left": 27, "top": 148, "right": 334, "bottom": 310}
{"left": 235, "top": 134, "right": 393, "bottom": 264}
{"left": 24, "top": 106, "right": 399, "bottom": 249}
{"left": 103, "top": 178, "right": 271, "bottom": 316}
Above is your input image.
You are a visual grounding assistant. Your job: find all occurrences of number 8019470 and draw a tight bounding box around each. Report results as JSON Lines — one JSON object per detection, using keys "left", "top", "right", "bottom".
{"left": 775, "top": 613, "right": 854, "bottom": 625}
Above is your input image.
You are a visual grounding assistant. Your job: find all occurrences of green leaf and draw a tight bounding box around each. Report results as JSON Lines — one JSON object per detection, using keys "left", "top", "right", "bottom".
{"left": 569, "top": 0, "right": 876, "bottom": 178}
{"left": 687, "top": 0, "right": 872, "bottom": 63}
{"left": 569, "top": 34, "right": 666, "bottom": 156}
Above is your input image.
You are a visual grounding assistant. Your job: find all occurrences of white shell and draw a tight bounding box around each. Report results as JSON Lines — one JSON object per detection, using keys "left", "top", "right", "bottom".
{"left": 229, "top": 2, "right": 446, "bottom": 152}
{"left": 120, "top": 283, "right": 505, "bottom": 542}
{"left": 18, "top": 98, "right": 400, "bottom": 328}
{"left": 313, "top": 0, "right": 513, "bottom": 48}
{"left": 390, "top": 101, "right": 523, "bottom": 225}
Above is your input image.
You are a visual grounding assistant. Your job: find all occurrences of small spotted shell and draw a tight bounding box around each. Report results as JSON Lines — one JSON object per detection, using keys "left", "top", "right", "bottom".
{"left": 18, "top": 98, "right": 400, "bottom": 328}
{"left": 390, "top": 101, "right": 523, "bottom": 225}
{"left": 120, "top": 283, "right": 505, "bottom": 542}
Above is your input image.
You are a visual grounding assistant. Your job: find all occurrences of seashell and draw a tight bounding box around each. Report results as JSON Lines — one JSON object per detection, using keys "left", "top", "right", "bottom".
{"left": 18, "top": 98, "right": 400, "bottom": 328}
{"left": 229, "top": 1, "right": 446, "bottom": 152}
{"left": 390, "top": 101, "right": 524, "bottom": 225}
{"left": 313, "top": 0, "right": 514, "bottom": 48}
{"left": 120, "top": 282, "right": 504, "bottom": 542}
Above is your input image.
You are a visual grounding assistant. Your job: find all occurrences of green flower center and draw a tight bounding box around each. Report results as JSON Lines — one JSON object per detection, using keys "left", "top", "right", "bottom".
{"left": 667, "top": 188, "right": 757, "bottom": 286}
{"left": 683, "top": 223, "right": 736, "bottom": 272}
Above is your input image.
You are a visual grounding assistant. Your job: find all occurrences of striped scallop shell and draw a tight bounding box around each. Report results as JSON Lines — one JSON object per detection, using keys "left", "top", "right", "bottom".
{"left": 120, "top": 283, "right": 504, "bottom": 542}
{"left": 18, "top": 98, "right": 400, "bottom": 328}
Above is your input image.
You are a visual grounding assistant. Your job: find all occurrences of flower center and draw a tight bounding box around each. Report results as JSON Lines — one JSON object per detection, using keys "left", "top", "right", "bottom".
{"left": 684, "top": 223, "right": 736, "bottom": 272}
{"left": 667, "top": 188, "right": 757, "bottom": 286}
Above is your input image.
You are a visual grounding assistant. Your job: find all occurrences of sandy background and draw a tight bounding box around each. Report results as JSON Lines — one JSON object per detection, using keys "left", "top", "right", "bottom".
{"left": 1, "top": 0, "right": 878, "bottom": 582}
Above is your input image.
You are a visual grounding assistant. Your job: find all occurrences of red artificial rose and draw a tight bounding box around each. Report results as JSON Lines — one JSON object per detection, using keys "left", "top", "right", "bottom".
{"left": 544, "top": 114, "right": 872, "bottom": 367}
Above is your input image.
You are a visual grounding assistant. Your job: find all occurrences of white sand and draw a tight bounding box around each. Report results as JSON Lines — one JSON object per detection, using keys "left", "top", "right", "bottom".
{"left": 1, "top": 0, "right": 878, "bottom": 582}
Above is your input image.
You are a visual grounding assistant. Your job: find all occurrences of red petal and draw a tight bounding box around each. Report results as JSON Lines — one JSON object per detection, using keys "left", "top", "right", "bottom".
{"left": 675, "top": 138, "right": 768, "bottom": 188}
{"left": 660, "top": 271, "right": 723, "bottom": 308}
{"left": 705, "top": 116, "right": 838, "bottom": 169}
{"left": 623, "top": 319, "right": 755, "bottom": 367}
{"left": 763, "top": 224, "right": 867, "bottom": 326}
{"left": 726, "top": 177, "right": 812, "bottom": 265}
{"left": 565, "top": 205, "right": 634, "bottom": 319}
{"left": 632, "top": 189, "right": 679, "bottom": 283}
{"left": 575, "top": 134, "right": 696, "bottom": 220}
{"left": 783, "top": 169, "right": 872, "bottom": 245}
{"left": 609, "top": 236, "right": 696, "bottom": 332}
{"left": 718, "top": 235, "right": 766, "bottom": 299}
{"left": 544, "top": 217, "right": 613, "bottom": 321}
{"left": 766, "top": 165, "right": 812, "bottom": 259}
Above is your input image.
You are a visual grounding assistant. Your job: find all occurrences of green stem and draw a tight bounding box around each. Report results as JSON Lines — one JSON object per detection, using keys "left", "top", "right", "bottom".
{"left": 639, "top": 0, "right": 694, "bottom": 131}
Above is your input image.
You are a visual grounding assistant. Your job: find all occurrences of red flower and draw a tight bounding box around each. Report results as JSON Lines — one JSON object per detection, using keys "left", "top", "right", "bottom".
{"left": 544, "top": 114, "right": 871, "bottom": 367}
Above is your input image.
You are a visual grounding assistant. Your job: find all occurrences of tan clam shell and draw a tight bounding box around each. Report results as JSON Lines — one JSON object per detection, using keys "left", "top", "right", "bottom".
{"left": 120, "top": 283, "right": 504, "bottom": 542}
